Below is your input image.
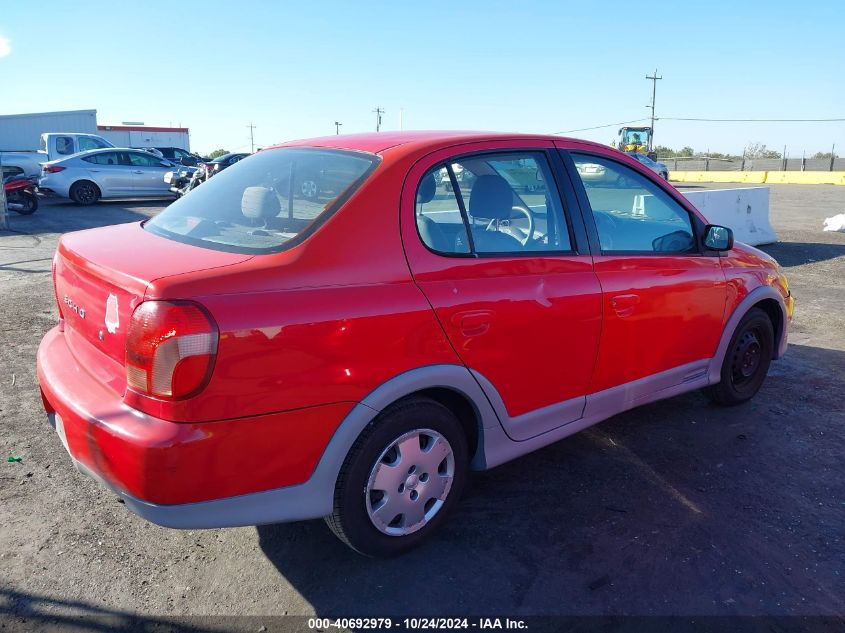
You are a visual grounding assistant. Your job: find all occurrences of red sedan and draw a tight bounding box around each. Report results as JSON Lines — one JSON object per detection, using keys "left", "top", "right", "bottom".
{"left": 37, "top": 131, "right": 794, "bottom": 556}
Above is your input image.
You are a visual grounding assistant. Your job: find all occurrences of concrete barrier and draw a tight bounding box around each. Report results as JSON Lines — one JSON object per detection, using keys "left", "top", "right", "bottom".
{"left": 764, "top": 171, "right": 845, "bottom": 185}
{"left": 682, "top": 187, "right": 776, "bottom": 246}
{"left": 670, "top": 170, "right": 845, "bottom": 186}
{"left": 671, "top": 171, "right": 768, "bottom": 184}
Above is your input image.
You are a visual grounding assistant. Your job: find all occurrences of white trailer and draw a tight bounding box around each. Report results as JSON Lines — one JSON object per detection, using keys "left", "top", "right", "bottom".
{"left": 0, "top": 110, "right": 99, "bottom": 151}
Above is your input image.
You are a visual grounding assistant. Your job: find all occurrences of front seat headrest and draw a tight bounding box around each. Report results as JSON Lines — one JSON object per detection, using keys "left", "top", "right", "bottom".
{"left": 241, "top": 186, "right": 281, "bottom": 220}
{"left": 468, "top": 175, "right": 513, "bottom": 220}
{"left": 417, "top": 173, "right": 437, "bottom": 204}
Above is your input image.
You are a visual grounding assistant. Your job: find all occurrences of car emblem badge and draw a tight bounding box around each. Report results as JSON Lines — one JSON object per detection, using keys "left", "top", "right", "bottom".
{"left": 105, "top": 294, "right": 120, "bottom": 334}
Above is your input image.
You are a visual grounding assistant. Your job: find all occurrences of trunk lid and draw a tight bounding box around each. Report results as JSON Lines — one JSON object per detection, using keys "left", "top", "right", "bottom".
{"left": 55, "top": 222, "right": 251, "bottom": 385}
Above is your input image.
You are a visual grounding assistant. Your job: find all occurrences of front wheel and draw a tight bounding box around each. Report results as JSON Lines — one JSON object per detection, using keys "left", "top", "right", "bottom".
{"left": 325, "top": 397, "right": 468, "bottom": 557}
{"left": 705, "top": 307, "right": 774, "bottom": 406}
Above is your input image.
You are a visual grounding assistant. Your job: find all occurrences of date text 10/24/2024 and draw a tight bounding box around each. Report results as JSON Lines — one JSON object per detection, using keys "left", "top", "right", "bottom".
{"left": 307, "top": 618, "right": 528, "bottom": 630}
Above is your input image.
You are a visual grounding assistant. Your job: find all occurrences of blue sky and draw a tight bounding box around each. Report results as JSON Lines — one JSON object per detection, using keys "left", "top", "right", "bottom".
{"left": 1, "top": 0, "right": 843, "bottom": 156}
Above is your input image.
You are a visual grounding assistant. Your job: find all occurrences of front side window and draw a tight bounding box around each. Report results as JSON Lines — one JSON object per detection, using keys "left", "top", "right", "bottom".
{"left": 145, "top": 148, "right": 378, "bottom": 253}
{"left": 572, "top": 153, "right": 695, "bottom": 254}
{"left": 128, "top": 152, "right": 163, "bottom": 167}
{"left": 78, "top": 136, "right": 107, "bottom": 152}
{"left": 416, "top": 152, "right": 571, "bottom": 256}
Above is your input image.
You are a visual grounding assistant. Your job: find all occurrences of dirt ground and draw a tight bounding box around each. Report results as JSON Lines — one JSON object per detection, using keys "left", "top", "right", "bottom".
{"left": 0, "top": 185, "right": 843, "bottom": 625}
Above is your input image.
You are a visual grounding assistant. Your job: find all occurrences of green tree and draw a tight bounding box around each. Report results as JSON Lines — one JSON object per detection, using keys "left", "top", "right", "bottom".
{"left": 812, "top": 151, "right": 838, "bottom": 160}
{"left": 208, "top": 149, "right": 229, "bottom": 159}
{"left": 744, "top": 142, "right": 780, "bottom": 159}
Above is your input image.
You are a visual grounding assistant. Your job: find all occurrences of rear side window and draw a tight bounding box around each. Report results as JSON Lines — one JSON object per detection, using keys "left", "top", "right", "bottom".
{"left": 82, "top": 152, "right": 121, "bottom": 165}
{"left": 145, "top": 148, "right": 378, "bottom": 253}
{"left": 416, "top": 151, "right": 572, "bottom": 256}
{"left": 55, "top": 136, "right": 74, "bottom": 155}
{"left": 416, "top": 166, "right": 471, "bottom": 254}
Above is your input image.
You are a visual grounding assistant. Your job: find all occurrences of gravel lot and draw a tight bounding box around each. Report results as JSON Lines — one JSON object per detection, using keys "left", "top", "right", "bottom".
{"left": 1, "top": 186, "right": 843, "bottom": 624}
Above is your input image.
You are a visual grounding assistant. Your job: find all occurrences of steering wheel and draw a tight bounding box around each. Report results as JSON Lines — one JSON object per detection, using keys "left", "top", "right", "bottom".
{"left": 593, "top": 211, "right": 617, "bottom": 250}
{"left": 489, "top": 205, "right": 535, "bottom": 246}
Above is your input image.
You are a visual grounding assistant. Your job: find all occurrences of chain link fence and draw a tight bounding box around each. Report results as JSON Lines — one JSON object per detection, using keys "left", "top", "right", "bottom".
{"left": 657, "top": 156, "right": 845, "bottom": 171}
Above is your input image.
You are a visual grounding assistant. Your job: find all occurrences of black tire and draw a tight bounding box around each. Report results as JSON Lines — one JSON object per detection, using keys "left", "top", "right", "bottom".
{"left": 325, "top": 397, "right": 468, "bottom": 557}
{"left": 70, "top": 180, "right": 101, "bottom": 205}
{"left": 705, "top": 307, "right": 774, "bottom": 406}
{"left": 10, "top": 192, "right": 38, "bottom": 215}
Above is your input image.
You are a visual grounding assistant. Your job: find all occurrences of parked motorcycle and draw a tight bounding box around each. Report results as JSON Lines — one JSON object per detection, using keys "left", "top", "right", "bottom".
{"left": 4, "top": 175, "right": 39, "bottom": 215}
{"left": 164, "top": 165, "right": 207, "bottom": 197}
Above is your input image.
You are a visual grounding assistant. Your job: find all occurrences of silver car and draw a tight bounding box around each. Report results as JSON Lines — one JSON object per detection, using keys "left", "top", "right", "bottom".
{"left": 39, "top": 148, "right": 179, "bottom": 205}
{"left": 626, "top": 152, "right": 669, "bottom": 180}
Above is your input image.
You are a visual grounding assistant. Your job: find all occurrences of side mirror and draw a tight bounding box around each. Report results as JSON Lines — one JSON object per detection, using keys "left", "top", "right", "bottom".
{"left": 704, "top": 224, "right": 734, "bottom": 251}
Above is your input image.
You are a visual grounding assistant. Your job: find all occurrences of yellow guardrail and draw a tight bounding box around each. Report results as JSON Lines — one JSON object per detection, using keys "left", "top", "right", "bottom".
{"left": 670, "top": 171, "right": 845, "bottom": 185}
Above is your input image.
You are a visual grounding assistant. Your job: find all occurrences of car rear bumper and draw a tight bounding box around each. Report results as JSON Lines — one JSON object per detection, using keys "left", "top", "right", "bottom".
{"left": 37, "top": 326, "right": 352, "bottom": 527}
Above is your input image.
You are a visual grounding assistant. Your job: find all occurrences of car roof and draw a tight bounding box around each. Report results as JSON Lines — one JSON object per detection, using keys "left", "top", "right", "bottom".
{"left": 272, "top": 130, "right": 608, "bottom": 156}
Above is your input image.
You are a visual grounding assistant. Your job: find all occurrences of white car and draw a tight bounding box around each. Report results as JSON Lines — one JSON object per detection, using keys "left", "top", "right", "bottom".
{"left": 39, "top": 148, "right": 179, "bottom": 204}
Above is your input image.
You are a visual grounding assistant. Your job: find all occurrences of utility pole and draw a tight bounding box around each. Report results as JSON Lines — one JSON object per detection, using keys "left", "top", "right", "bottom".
{"left": 373, "top": 107, "right": 384, "bottom": 132}
{"left": 247, "top": 123, "right": 257, "bottom": 152}
{"left": 334, "top": 121, "right": 343, "bottom": 135}
{"left": 645, "top": 69, "right": 662, "bottom": 150}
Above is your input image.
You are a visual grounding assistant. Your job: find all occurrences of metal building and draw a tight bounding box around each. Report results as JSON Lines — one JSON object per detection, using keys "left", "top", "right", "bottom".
{"left": 97, "top": 125, "right": 190, "bottom": 150}
{"left": 0, "top": 109, "right": 98, "bottom": 151}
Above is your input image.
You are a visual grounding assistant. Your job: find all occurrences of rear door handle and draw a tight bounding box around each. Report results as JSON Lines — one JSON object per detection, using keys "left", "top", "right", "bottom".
{"left": 452, "top": 310, "right": 493, "bottom": 337}
{"left": 133, "top": 170, "right": 144, "bottom": 174}
{"left": 610, "top": 293, "right": 640, "bottom": 317}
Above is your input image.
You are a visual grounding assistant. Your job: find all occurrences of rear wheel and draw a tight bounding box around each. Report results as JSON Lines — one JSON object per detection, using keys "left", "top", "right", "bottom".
{"left": 70, "top": 180, "right": 101, "bottom": 205}
{"left": 325, "top": 397, "right": 468, "bottom": 557}
{"left": 705, "top": 307, "right": 774, "bottom": 406}
{"left": 9, "top": 191, "right": 38, "bottom": 215}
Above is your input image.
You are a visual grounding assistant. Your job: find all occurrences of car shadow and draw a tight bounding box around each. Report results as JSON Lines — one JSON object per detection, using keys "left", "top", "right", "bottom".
{"left": 758, "top": 241, "right": 845, "bottom": 267}
{"left": 0, "top": 587, "right": 222, "bottom": 632}
{"left": 257, "top": 343, "right": 845, "bottom": 616}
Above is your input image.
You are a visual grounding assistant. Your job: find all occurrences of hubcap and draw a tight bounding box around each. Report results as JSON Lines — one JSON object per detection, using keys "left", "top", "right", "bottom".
{"left": 79, "top": 185, "right": 95, "bottom": 203}
{"left": 365, "top": 428, "right": 455, "bottom": 537}
{"left": 731, "top": 329, "right": 762, "bottom": 385}
{"left": 301, "top": 180, "right": 317, "bottom": 198}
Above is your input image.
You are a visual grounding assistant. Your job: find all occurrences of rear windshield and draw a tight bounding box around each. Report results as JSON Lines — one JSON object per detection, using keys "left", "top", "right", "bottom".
{"left": 145, "top": 148, "right": 379, "bottom": 253}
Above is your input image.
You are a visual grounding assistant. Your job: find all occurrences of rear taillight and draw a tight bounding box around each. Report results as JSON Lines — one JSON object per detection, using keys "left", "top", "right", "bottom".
{"left": 43, "top": 165, "right": 66, "bottom": 173}
{"left": 51, "top": 255, "right": 64, "bottom": 328}
{"left": 125, "top": 301, "right": 218, "bottom": 400}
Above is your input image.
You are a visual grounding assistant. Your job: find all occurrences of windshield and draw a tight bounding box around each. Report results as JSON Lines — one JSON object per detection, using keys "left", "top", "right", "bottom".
{"left": 145, "top": 148, "right": 378, "bottom": 253}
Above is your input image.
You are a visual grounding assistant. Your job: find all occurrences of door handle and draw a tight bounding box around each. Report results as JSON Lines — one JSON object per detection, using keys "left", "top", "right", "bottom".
{"left": 452, "top": 310, "right": 493, "bottom": 337}
{"left": 133, "top": 170, "right": 144, "bottom": 174}
{"left": 610, "top": 293, "right": 640, "bottom": 317}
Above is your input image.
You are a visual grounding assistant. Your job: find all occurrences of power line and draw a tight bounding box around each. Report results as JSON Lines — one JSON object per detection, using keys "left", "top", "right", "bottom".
{"left": 555, "top": 115, "right": 845, "bottom": 135}
{"left": 554, "top": 118, "right": 650, "bottom": 134}
{"left": 659, "top": 116, "right": 845, "bottom": 122}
